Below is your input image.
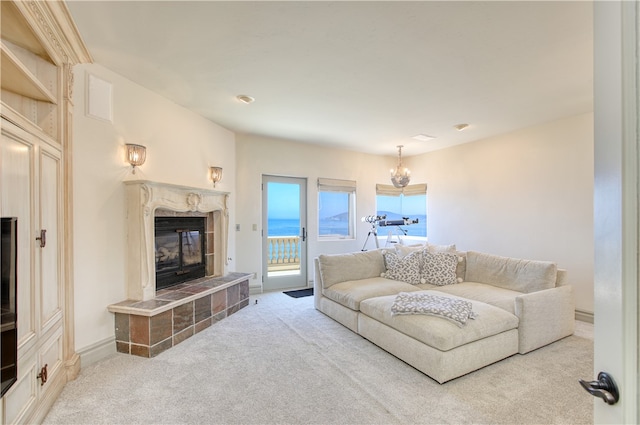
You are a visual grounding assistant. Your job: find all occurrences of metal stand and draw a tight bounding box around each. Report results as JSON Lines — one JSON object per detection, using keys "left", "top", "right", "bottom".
{"left": 361, "top": 225, "right": 379, "bottom": 251}
{"left": 382, "top": 226, "right": 408, "bottom": 247}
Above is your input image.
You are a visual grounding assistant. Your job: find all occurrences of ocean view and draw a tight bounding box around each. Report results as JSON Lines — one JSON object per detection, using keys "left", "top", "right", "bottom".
{"left": 268, "top": 219, "right": 301, "bottom": 237}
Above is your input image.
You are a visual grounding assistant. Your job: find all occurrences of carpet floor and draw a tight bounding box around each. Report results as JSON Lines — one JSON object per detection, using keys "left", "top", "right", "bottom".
{"left": 44, "top": 292, "right": 594, "bottom": 425}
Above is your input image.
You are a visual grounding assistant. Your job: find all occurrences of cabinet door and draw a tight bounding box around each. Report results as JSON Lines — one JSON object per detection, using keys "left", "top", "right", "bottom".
{"left": 38, "top": 146, "right": 62, "bottom": 333}
{"left": 1, "top": 121, "right": 38, "bottom": 424}
{"left": 0, "top": 122, "right": 36, "bottom": 350}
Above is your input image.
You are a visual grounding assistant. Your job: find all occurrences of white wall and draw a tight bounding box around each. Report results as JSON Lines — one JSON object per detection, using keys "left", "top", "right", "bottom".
{"left": 408, "top": 113, "right": 594, "bottom": 314}
{"left": 235, "top": 135, "right": 395, "bottom": 292}
{"left": 236, "top": 113, "right": 594, "bottom": 315}
{"left": 72, "top": 63, "right": 236, "bottom": 355}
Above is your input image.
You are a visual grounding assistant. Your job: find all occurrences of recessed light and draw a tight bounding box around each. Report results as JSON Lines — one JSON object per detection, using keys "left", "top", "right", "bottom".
{"left": 236, "top": 95, "right": 255, "bottom": 104}
{"left": 454, "top": 123, "right": 469, "bottom": 131}
{"left": 412, "top": 134, "right": 436, "bottom": 142}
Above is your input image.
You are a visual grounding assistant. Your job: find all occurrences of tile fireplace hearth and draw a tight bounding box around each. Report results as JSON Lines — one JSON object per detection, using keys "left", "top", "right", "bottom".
{"left": 108, "top": 273, "right": 250, "bottom": 357}
{"left": 111, "top": 180, "right": 247, "bottom": 357}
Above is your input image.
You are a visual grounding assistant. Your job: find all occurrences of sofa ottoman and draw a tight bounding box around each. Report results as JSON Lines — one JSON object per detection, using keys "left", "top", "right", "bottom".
{"left": 358, "top": 291, "right": 520, "bottom": 383}
{"left": 319, "top": 277, "right": 419, "bottom": 332}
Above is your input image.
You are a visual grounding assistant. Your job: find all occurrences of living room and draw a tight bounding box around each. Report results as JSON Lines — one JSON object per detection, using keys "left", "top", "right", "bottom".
{"left": 64, "top": 1, "right": 595, "bottom": 365}
{"left": 1, "top": 0, "right": 637, "bottom": 423}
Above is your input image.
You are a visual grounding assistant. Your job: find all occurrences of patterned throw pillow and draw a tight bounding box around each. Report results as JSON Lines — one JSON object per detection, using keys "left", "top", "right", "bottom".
{"left": 422, "top": 251, "right": 460, "bottom": 286}
{"left": 381, "top": 250, "right": 423, "bottom": 285}
{"left": 391, "top": 292, "right": 477, "bottom": 327}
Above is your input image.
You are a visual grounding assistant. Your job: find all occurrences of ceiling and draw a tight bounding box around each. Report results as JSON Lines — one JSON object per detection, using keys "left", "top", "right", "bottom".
{"left": 66, "top": 1, "right": 593, "bottom": 156}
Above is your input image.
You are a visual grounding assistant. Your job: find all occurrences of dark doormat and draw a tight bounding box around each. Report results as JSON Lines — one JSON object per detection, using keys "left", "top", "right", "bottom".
{"left": 283, "top": 288, "right": 314, "bottom": 298}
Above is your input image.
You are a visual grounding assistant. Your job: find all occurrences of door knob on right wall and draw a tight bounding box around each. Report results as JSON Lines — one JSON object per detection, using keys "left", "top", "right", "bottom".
{"left": 579, "top": 372, "right": 619, "bottom": 405}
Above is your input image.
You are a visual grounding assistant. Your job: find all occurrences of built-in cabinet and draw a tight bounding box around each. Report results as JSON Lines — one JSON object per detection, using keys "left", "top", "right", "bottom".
{"left": 0, "top": 1, "right": 90, "bottom": 423}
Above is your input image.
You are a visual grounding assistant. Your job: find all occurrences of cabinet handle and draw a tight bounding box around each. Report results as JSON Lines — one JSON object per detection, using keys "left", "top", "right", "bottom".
{"left": 37, "top": 364, "right": 48, "bottom": 386}
{"left": 36, "top": 229, "right": 46, "bottom": 248}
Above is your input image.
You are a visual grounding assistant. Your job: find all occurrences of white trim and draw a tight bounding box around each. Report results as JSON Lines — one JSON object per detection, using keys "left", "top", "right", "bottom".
{"left": 575, "top": 310, "right": 594, "bottom": 324}
{"left": 77, "top": 337, "right": 116, "bottom": 368}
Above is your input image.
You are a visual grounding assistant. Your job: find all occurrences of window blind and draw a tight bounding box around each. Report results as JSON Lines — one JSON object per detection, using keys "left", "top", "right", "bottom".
{"left": 375, "top": 183, "right": 427, "bottom": 197}
{"left": 317, "top": 178, "right": 357, "bottom": 192}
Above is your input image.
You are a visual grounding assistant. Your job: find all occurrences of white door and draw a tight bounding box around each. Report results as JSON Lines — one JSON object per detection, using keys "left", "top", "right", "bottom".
{"left": 591, "top": 1, "right": 638, "bottom": 423}
{"left": 262, "top": 175, "right": 308, "bottom": 291}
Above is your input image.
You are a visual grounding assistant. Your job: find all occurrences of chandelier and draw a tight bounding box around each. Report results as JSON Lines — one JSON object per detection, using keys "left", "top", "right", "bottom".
{"left": 390, "top": 145, "right": 410, "bottom": 188}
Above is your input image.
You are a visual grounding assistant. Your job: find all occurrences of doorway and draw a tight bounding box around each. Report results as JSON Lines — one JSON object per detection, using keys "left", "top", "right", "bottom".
{"left": 262, "top": 175, "right": 307, "bottom": 291}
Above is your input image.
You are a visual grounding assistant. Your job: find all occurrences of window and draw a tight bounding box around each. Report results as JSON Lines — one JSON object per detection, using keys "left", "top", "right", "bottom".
{"left": 318, "top": 178, "right": 356, "bottom": 239}
{"left": 376, "top": 184, "right": 427, "bottom": 238}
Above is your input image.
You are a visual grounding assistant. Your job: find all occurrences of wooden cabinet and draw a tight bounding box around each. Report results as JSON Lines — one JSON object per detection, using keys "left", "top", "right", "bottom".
{"left": 0, "top": 1, "right": 90, "bottom": 423}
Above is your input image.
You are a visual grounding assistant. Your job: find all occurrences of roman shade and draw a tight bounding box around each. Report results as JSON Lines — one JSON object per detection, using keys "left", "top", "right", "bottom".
{"left": 376, "top": 183, "right": 427, "bottom": 196}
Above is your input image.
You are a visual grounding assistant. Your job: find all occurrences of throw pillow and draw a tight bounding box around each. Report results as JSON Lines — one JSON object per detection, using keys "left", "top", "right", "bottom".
{"left": 427, "top": 242, "right": 457, "bottom": 253}
{"left": 422, "top": 251, "right": 460, "bottom": 286}
{"left": 391, "top": 292, "right": 477, "bottom": 327}
{"left": 394, "top": 243, "right": 426, "bottom": 259}
{"left": 381, "top": 250, "right": 423, "bottom": 285}
{"left": 456, "top": 251, "right": 467, "bottom": 281}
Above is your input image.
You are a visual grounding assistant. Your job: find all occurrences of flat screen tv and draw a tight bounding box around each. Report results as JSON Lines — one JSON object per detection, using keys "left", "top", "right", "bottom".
{"left": 1, "top": 217, "right": 18, "bottom": 397}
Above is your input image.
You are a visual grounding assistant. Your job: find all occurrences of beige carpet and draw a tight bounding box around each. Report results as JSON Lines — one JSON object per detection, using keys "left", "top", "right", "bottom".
{"left": 44, "top": 291, "right": 594, "bottom": 424}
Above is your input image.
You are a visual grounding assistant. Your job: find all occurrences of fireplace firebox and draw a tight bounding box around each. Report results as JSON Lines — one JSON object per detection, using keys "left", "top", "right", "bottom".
{"left": 154, "top": 216, "right": 206, "bottom": 290}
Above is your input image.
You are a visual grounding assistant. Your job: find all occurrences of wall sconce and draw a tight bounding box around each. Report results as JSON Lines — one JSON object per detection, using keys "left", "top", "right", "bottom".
{"left": 210, "top": 166, "right": 223, "bottom": 188}
{"left": 125, "top": 143, "right": 146, "bottom": 174}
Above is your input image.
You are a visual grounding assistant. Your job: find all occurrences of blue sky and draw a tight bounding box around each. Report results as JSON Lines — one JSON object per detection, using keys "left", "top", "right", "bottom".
{"left": 267, "top": 182, "right": 300, "bottom": 219}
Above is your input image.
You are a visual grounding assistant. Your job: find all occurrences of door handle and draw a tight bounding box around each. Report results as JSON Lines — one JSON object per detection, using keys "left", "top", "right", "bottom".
{"left": 36, "top": 229, "right": 46, "bottom": 248}
{"left": 579, "top": 372, "right": 619, "bottom": 405}
{"left": 37, "top": 364, "right": 48, "bottom": 386}
{"left": 301, "top": 227, "right": 306, "bottom": 242}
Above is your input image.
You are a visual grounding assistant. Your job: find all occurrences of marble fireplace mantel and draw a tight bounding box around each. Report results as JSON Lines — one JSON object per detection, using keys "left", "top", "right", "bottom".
{"left": 124, "top": 180, "right": 230, "bottom": 301}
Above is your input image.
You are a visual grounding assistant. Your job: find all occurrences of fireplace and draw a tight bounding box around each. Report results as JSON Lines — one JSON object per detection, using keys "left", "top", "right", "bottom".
{"left": 111, "top": 180, "right": 250, "bottom": 358}
{"left": 155, "top": 216, "right": 206, "bottom": 290}
{"left": 124, "top": 180, "right": 229, "bottom": 301}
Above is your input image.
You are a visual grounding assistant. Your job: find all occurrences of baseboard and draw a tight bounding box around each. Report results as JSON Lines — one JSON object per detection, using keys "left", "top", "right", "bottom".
{"left": 575, "top": 309, "right": 594, "bottom": 324}
{"left": 65, "top": 352, "right": 81, "bottom": 381}
{"left": 78, "top": 336, "right": 116, "bottom": 368}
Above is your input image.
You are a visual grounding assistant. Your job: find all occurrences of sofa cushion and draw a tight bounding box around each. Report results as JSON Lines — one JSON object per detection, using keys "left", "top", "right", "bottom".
{"left": 382, "top": 250, "right": 422, "bottom": 284}
{"left": 318, "top": 250, "right": 386, "bottom": 288}
{"left": 323, "top": 277, "right": 419, "bottom": 310}
{"left": 464, "top": 251, "right": 557, "bottom": 293}
{"left": 421, "top": 281, "right": 523, "bottom": 314}
{"left": 422, "top": 251, "right": 460, "bottom": 286}
{"left": 360, "top": 291, "right": 519, "bottom": 351}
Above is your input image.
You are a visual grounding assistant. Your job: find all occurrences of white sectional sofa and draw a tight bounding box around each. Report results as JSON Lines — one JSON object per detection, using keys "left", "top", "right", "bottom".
{"left": 313, "top": 246, "right": 575, "bottom": 383}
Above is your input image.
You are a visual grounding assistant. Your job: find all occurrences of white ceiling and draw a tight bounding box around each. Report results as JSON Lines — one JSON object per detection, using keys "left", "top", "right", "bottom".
{"left": 66, "top": 1, "right": 593, "bottom": 156}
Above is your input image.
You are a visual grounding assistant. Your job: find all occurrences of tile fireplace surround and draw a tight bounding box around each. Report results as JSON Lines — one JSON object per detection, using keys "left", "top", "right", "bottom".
{"left": 109, "top": 273, "right": 250, "bottom": 357}
{"left": 122, "top": 180, "right": 230, "bottom": 302}
{"left": 107, "top": 181, "right": 249, "bottom": 357}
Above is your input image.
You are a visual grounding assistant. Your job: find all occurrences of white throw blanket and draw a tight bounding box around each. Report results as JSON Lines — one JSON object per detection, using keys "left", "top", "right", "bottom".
{"left": 391, "top": 292, "right": 477, "bottom": 327}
